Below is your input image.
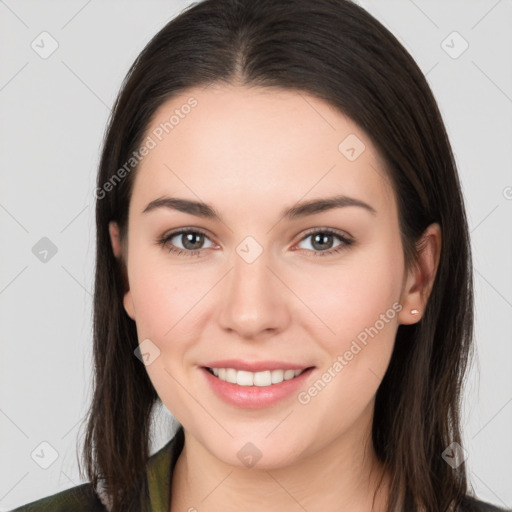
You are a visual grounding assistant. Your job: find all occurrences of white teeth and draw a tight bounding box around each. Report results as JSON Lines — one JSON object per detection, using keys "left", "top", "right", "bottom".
{"left": 236, "top": 370, "right": 254, "bottom": 386}
{"left": 209, "top": 367, "right": 306, "bottom": 386}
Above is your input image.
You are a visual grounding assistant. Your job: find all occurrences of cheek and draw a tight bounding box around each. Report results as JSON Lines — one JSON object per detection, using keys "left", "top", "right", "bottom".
{"left": 126, "top": 253, "right": 206, "bottom": 419}
{"left": 127, "top": 241, "right": 208, "bottom": 340}
{"left": 289, "top": 251, "right": 402, "bottom": 438}
{"left": 296, "top": 241, "right": 403, "bottom": 352}
{"left": 290, "top": 241, "right": 403, "bottom": 422}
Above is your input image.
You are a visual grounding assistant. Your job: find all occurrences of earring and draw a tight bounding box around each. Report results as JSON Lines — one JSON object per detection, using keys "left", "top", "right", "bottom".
{"left": 410, "top": 309, "right": 420, "bottom": 315}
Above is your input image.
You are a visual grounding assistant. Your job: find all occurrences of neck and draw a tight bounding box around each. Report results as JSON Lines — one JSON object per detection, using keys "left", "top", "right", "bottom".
{"left": 170, "top": 412, "right": 390, "bottom": 512}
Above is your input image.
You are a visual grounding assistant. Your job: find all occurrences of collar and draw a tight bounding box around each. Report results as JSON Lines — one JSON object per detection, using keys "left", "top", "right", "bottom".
{"left": 142, "top": 426, "right": 185, "bottom": 512}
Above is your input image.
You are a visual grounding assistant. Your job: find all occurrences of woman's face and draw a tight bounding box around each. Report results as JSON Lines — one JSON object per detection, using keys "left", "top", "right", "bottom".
{"left": 111, "top": 84, "right": 428, "bottom": 468}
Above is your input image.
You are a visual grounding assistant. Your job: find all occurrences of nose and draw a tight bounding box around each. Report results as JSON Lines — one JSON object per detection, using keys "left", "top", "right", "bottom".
{"left": 216, "top": 245, "right": 291, "bottom": 340}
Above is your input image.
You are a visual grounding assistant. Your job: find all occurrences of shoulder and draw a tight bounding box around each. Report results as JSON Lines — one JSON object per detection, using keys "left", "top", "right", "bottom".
{"left": 460, "top": 495, "right": 511, "bottom": 512}
{"left": 7, "top": 429, "right": 185, "bottom": 512}
{"left": 7, "top": 482, "right": 106, "bottom": 512}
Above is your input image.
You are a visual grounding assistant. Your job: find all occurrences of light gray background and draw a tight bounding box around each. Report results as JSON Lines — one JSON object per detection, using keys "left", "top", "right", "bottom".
{"left": 0, "top": 0, "right": 511, "bottom": 509}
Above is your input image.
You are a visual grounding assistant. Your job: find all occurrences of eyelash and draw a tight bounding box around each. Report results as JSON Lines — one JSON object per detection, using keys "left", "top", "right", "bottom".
{"left": 157, "top": 227, "right": 353, "bottom": 258}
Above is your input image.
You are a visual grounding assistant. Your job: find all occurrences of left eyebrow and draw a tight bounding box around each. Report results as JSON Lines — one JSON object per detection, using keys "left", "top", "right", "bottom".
{"left": 282, "top": 194, "right": 377, "bottom": 219}
{"left": 141, "top": 194, "right": 377, "bottom": 220}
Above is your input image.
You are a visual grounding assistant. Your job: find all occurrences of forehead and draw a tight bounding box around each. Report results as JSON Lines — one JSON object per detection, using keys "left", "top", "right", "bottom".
{"left": 131, "top": 84, "right": 394, "bottom": 218}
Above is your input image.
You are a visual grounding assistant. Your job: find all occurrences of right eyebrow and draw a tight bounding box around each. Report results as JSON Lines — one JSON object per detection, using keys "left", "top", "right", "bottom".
{"left": 142, "top": 197, "right": 221, "bottom": 219}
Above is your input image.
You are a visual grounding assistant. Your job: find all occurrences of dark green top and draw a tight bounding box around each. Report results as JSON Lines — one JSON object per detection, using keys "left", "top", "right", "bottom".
{"left": 8, "top": 428, "right": 510, "bottom": 511}
{"left": 8, "top": 427, "right": 185, "bottom": 512}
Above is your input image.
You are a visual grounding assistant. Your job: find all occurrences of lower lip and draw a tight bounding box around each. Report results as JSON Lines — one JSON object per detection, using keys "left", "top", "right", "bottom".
{"left": 200, "top": 367, "right": 315, "bottom": 409}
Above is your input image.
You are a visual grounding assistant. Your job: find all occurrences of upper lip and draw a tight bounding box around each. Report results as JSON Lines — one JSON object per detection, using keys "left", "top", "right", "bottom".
{"left": 202, "top": 359, "right": 314, "bottom": 372}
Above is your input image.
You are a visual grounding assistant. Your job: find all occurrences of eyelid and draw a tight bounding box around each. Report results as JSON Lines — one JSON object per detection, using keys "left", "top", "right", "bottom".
{"left": 296, "top": 226, "right": 353, "bottom": 244}
{"left": 162, "top": 226, "right": 212, "bottom": 240}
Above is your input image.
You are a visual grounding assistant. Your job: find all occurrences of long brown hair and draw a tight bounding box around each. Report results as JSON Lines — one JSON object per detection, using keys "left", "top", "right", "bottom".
{"left": 78, "top": 1, "right": 476, "bottom": 510}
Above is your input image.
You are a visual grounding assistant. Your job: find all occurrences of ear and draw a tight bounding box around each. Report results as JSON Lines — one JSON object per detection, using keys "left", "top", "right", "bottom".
{"left": 397, "top": 222, "right": 441, "bottom": 325}
{"left": 123, "top": 290, "right": 136, "bottom": 320}
{"left": 108, "top": 221, "right": 136, "bottom": 320}
{"left": 108, "top": 221, "right": 123, "bottom": 258}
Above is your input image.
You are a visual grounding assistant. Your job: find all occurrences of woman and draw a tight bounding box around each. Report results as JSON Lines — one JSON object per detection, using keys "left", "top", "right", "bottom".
{"left": 10, "top": 0, "right": 510, "bottom": 511}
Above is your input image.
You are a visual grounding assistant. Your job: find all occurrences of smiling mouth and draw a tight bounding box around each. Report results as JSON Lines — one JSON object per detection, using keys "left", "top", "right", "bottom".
{"left": 203, "top": 366, "right": 315, "bottom": 387}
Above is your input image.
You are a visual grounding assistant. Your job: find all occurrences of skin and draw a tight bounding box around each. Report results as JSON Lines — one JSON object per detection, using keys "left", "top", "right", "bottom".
{"left": 109, "top": 84, "right": 441, "bottom": 512}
